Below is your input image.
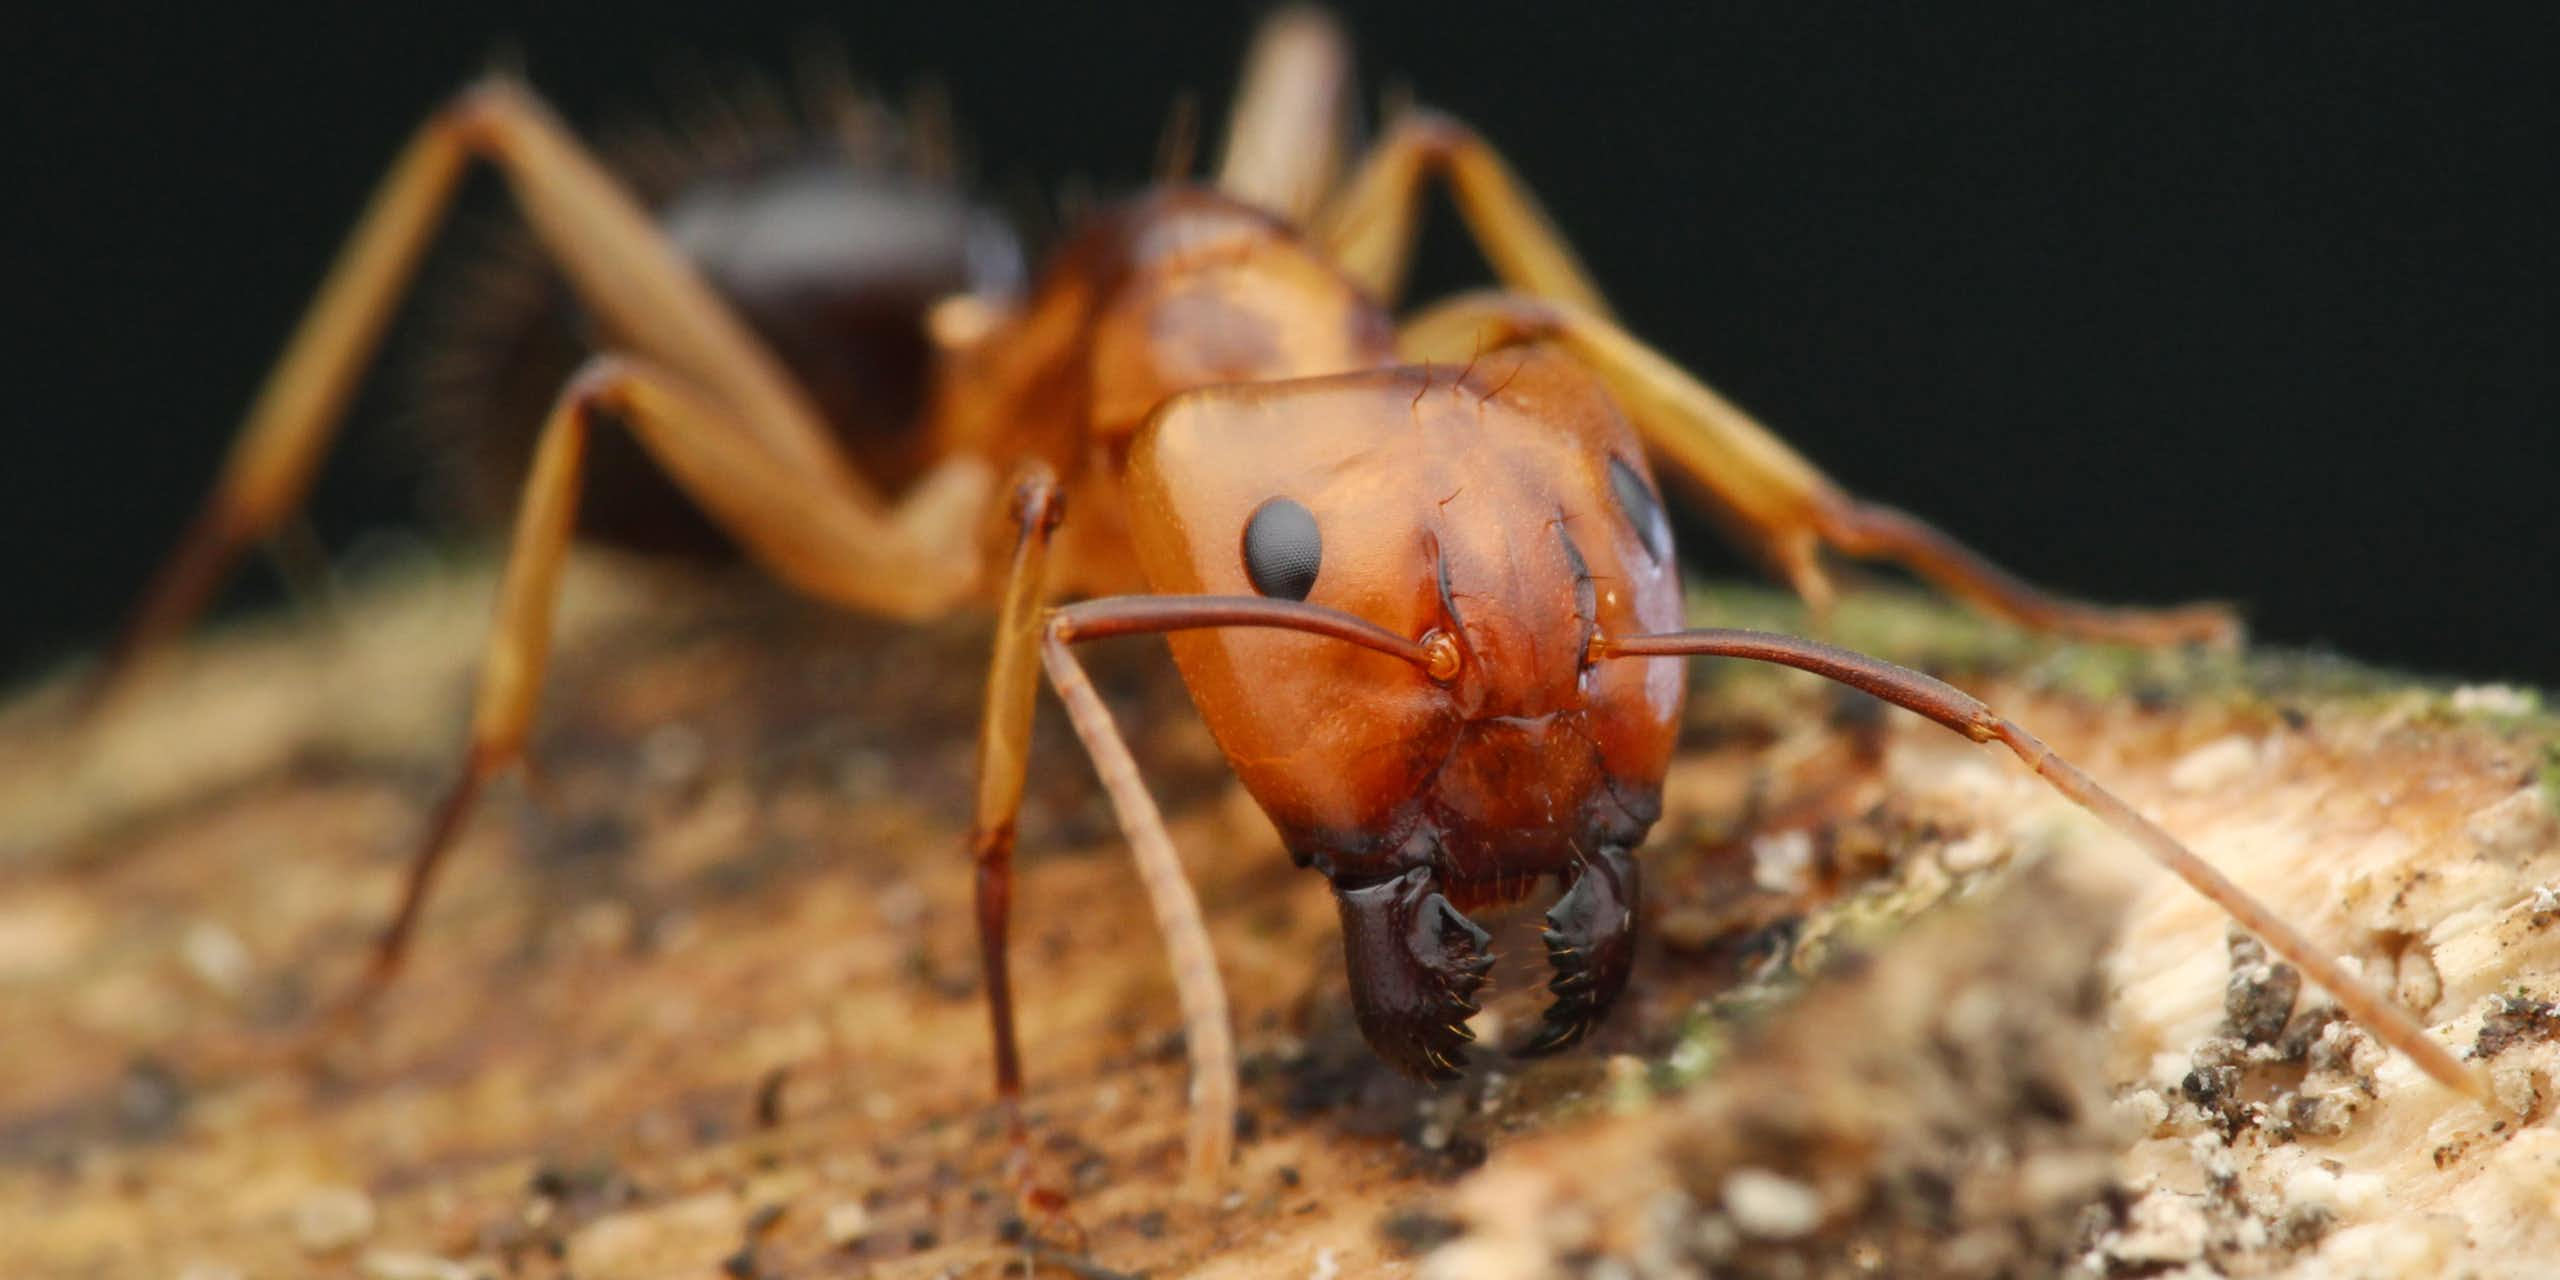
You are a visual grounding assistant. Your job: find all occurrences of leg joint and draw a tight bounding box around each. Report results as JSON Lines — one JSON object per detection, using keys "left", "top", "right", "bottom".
{"left": 437, "top": 76, "right": 538, "bottom": 147}
{"left": 554, "top": 354, "right": 644, "bottom": 420}
{"left": 1004, "top": 460, "right": 1066, "bottom": 535}
{"left": 970, "top": 822, "right": 1017, "bottom": 871}
{"left": 1386, "top": 108, "right": 1480, "bottom": 163}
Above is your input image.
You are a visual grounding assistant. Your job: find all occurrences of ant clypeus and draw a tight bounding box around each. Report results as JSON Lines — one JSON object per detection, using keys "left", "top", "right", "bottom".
{"left": 86, "top": 6, "right": 2482, "bottom": 1202}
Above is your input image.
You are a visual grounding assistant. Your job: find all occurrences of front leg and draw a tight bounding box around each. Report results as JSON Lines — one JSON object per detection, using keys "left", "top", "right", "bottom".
{"left": 1519, "top": 844, "right": 1641, "bottom": 1057}
{"left": 1333, "top": 866, "right": 1496, "bottom": 1081}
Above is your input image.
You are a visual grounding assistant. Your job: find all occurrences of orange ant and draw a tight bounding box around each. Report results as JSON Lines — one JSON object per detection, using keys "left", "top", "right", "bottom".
{"left": 84, "top": 8, "right": 2483, "bottom": 1194}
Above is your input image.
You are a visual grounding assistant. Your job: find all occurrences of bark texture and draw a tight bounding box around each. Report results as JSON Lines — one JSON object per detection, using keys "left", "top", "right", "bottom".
{"left": 3, "top": 561, "right": 2554, "bottom": 1277}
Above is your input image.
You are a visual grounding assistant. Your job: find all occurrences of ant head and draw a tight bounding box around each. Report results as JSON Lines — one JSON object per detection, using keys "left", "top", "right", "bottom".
{"left": 1126, "top": 347, "right": 1686, "bottom": 900}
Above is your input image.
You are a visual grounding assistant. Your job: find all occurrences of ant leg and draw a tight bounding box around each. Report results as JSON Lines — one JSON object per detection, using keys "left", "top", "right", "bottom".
{"left": 963, "top": 465, "right": 1068, "bottom": 1206}
{"left": 980, "top": 582, "right": 1455, "bottom": 1183}
{"left": 309, "top": 354, "right": 989, "bottom": 1036}
{"left": 1315, "top": 111, "right": 1611, "bottom": 316}
{"left": 1401, "top": 293, "right": 2240, "bottom": 647}
{"left": 1037, "top": 626, "right": 1237, "bottom": 1188}
{"left": 87, "top": 77, "right": 885, "bottom": 714}
{"left": 1325, "top": 112, "right": 2230, "bottom": 646}
{"left": 1213, "top": 6, "right": 1354, "bottom": 225}
{"left": 1599, "top": 626, "right": 2490, "bottom": 1103}
{"left": 1019, "top": 591, "right": 1460, "bottom": 1164}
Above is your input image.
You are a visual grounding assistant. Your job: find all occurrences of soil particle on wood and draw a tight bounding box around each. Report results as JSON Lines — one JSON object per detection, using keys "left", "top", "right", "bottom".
{"left": 2473, "top": 995, "right": 2560, "bottom": 1061}
{"left": 2, "top": 563, "right": 2555, "bottom": 1277}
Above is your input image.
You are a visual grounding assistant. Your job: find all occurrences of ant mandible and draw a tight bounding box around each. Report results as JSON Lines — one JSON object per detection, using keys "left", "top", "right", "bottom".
{"left": 85, "top": 8, "right": 2482, "bottom": 1193}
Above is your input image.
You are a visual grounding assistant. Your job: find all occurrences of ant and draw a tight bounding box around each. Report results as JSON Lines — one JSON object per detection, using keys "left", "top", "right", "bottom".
{"left": 82, "top": 7, "right": 2483, "bottom": 1199}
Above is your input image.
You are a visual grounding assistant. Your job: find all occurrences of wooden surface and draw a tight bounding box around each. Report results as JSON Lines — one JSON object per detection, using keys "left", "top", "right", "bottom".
{"left": 3, "top": 561, "right": 2555, "bottom": 1277}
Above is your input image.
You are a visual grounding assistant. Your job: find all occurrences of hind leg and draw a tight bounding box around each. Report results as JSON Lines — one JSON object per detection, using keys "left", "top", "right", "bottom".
{"left": 1401, "top": 291, "right": 2238, "bottom": 646}
{"left": 1316, "top": 112, "right": 1610, "bottom": 318}
{"left": 1328, "top": 114, "right": 2233, "bottom": 646}
{"left": 309, "top": 353, "right": 989, "bottom": 1035}
{"left": 90, "top": 78, "right": 924, "bottom": 713}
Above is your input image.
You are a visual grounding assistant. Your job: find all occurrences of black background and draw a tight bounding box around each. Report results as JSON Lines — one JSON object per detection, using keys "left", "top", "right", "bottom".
{"left": 13, "top": 3, "right": 2555, "bottom": 685}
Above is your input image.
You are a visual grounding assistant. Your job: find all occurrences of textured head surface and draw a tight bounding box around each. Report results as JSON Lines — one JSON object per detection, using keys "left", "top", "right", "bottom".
{"left": 1126, "top": 347, "right": 1686, "bottom": 902}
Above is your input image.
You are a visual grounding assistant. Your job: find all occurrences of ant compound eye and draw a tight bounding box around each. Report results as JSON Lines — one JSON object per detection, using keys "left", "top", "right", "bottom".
{"left": 1606, "top": 458, "right": 1669, "bottom": 562}
{"left": 1242, "top": 496, "right": 1323, "bottom": 600}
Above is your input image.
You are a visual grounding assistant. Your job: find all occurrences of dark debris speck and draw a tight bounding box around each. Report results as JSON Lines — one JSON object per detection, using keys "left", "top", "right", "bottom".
{"left": 1380, "top": 1209, "right": 1465, "bottom": 1255}
{"left": 2181, "top": 1060, "right": 2245, "bottom": 1136}
{"left": 2275, "top": 1004, "right": 2345, "bottom": 1064}
{"left": 752, "top": 1066, "right": 789, "bottom": 1129}
{"left": 1405, "top": 1132, "right": 1487, "bottom": 1179}
{"left": 2275, "top": 1203, "right": 2337, "bottom": 1250}
{"left": 115, "top": 1056, "right": 187, "bottom": 1139}
{"left": 2471, "top": 993, "right": 2560, "bottom": 1060}
{"left": 2223, "top": 931, "right": 2301, "bottom": 1046}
